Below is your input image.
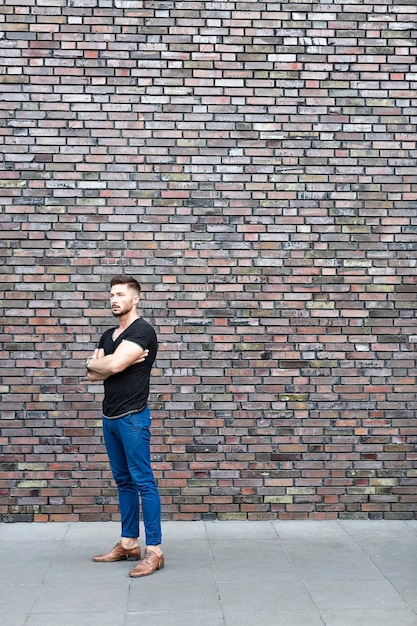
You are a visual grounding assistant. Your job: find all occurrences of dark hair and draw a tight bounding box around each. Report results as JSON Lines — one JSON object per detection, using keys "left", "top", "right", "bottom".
{"left": 110, "top": 274, "right": 141, "bottom": 295}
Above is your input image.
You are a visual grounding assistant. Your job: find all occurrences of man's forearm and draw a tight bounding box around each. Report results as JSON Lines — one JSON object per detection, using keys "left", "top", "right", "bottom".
{"left": 85, "top": 342, "right": 148, "bottom": 380}
{"left": 85, "top": 348, "right": 111, "bottom": 381}
{"left": 86, "top": 366, "right": 109, "bottom": 382}
{"left": 86, "top": 354, "right": 117, "bottom": 376}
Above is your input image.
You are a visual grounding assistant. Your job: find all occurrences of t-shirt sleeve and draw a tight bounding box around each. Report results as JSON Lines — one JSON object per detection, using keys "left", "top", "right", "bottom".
{"left": 125, "top": 322, "right": 155, "bottom": 351}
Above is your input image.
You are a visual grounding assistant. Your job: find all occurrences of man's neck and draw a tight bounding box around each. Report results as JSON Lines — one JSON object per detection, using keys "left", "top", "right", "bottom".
{"left": 117, "top": 311, "right": 139, "bottom": 332}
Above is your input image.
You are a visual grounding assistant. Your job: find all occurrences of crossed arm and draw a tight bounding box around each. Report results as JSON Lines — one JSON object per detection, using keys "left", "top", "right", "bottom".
{"left": 86, "top": 340, "right": 149, "bottom": 382}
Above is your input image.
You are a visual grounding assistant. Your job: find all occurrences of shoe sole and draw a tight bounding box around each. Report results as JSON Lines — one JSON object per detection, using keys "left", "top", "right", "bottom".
{"left": 129, "top": 563, "right": 164, "bottom": 578}
{"left": 92, "top": 555, "right": 141, "bottom": 562}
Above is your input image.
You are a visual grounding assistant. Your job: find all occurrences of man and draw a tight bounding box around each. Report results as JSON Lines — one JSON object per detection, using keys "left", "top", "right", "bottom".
{"left": 85, "top": 274, "right": 164, "bottom": 578}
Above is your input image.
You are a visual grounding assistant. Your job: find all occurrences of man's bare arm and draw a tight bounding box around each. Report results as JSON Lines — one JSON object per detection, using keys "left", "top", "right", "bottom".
{"left": 86, "top": 341, "right": 149, "bottom": 380}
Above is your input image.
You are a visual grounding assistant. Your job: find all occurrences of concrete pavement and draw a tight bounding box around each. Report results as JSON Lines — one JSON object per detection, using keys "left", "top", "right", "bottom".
{"left": 1, "top": 520, "right": 417, "bottom": 625}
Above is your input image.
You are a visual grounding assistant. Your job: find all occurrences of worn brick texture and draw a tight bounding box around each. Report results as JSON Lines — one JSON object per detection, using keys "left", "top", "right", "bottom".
{"left": 1, "top": 0, "right": 416, "bottom": 522}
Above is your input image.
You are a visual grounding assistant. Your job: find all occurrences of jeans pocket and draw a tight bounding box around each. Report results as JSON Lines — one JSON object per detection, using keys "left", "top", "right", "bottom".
{"left": 128, "top": 410, "right": 151, "bottom": 433}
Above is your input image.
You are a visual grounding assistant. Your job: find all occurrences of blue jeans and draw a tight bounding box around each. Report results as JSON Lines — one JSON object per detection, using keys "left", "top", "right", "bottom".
{"left": 102, "top": 407, "right": 162, "bottom": 546}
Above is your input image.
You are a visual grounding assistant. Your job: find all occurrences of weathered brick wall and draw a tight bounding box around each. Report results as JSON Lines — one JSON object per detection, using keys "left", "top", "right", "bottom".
{"left": 1, "top": 0, "right": 416, "bottom": 522}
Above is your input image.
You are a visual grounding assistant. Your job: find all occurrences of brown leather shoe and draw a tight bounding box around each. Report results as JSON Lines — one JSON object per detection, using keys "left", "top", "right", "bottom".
{"left": 92, "top": 541, "right": 141, "bottom": 562}
{"left": 129, "top": 549, "right": 164, "bottom": 577}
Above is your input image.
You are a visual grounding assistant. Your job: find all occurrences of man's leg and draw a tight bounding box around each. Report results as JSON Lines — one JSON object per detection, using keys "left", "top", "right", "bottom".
{"left": 92, "top": 416, "right": 141, "bottom": 562}
{"left": 119, "top": 408, "right": 164, "bottom": 577}
{"left": 118, "top": 408, "right": 162, "bottom": 547}
{"left": 102, "top": 415, "right": 141, "bottom": 540}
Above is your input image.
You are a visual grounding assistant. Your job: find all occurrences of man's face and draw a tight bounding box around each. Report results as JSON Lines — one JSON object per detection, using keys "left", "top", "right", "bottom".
{"left": 109, "top": 284, "right": 139, "bottom": 317}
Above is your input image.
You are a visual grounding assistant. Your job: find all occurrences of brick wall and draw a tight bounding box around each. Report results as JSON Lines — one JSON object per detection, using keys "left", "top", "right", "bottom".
{"left": 1, "top": 0, "right": 416, "bottom": 522}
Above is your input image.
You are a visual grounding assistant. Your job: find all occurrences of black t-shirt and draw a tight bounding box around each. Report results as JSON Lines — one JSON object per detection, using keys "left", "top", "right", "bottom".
{"left": 98, "top": 317, "right": 157, "bottom": 418}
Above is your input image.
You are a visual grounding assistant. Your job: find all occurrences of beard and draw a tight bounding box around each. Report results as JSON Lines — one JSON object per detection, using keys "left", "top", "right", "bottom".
{"left": 111, "top": 304, "right": 132, "bottom": 317}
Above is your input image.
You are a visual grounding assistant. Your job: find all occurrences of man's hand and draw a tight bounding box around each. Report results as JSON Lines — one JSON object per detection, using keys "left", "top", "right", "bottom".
{"left": 131, "top": 349, "right": 149, "bottom": 365}
{"left": 86, "top": 348, "right": 107, "bottom": 382}
{"left": 86, "top": 348, "right": 102, "bottom": 368}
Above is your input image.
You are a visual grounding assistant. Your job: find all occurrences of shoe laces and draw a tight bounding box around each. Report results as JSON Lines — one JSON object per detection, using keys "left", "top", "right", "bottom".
{"left": 143, "top": 549, "right": 161, "bottom": 562}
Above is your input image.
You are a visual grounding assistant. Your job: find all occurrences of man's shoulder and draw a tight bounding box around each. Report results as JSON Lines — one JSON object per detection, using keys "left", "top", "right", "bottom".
{"left": 98, "top": 326, "right": 116, "bottom": 350}
{"left": 134, "top": 317, "right": 155, "bottom": 330}
{"left": 125, "top": 317, "right": 156, "bottom": 338}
